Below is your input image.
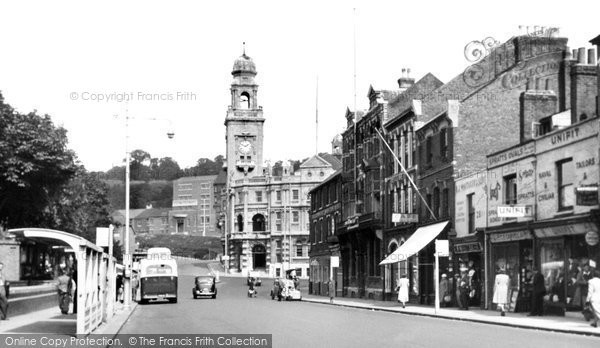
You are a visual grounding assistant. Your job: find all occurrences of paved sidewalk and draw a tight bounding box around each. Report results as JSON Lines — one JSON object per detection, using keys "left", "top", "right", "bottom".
{"left": 0, "top": 301, "right": 137, "bottom": 336}
{"left": 302, "top": 294, "right": 600, "bottom": 337}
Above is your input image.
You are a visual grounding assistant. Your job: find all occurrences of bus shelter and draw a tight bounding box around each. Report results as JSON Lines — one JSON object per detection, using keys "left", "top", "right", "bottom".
{"left": 8, "top": 228, "right": 118, "bottom": 335}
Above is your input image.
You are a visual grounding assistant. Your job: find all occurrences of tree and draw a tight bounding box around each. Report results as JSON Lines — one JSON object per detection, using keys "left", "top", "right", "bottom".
{"left": 156, "top": 157, "right": 180, "bottom": 180}
{"left": 0, "top": 93, "right": 78, "bottom": 228}
{"left": 47, "top": 166, "right": 113, "bottom": 241}
{"left": 129, "top": 149, "right": 151, "bottom": 181}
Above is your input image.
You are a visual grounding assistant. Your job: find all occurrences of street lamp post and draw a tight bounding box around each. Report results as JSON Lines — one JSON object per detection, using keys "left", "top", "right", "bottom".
{"left": 121, "top": 112, "right": 174, "bottom": 309}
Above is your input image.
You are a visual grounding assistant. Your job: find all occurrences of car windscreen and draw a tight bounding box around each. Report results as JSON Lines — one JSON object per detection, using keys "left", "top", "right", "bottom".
{"left": 196, "top": 278, "right": 213, "bottom": 284}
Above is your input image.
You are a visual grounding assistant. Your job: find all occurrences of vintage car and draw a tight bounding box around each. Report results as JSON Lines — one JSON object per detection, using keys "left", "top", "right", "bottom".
{"left": 192, "top": 276, "right": 217, "bottom": 299}
{"left": 279, "top": 278, "right": 301, "bottom": 301}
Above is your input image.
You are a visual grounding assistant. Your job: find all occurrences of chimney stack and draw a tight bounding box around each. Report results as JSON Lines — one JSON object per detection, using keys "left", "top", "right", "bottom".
{"left": 570, "top": 44, "right": 598, "bottom": 123}
{"left": 398, "top": 67, "right": 415, "bottom": 93}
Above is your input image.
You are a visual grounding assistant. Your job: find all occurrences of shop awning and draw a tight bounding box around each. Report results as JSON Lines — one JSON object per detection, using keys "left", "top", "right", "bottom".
{"left": 379, "top": 221, "right": 448, "bottom": 265}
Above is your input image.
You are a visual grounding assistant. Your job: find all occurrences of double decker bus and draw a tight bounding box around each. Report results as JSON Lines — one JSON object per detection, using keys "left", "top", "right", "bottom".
{"left": 139, "top": 247, "right": 178, "bottom": 304}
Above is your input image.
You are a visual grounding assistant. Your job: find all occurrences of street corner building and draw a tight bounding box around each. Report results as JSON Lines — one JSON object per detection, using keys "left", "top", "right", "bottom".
{"left": 332, "top": 32, "right": 600, "bottom": 312}
{"left": 222, "top": 51, "right": 342, "bottom": 278}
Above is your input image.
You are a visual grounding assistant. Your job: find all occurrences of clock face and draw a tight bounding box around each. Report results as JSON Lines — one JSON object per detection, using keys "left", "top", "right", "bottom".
{"left": 238, "top": 140, "right": 253, "bottom": 154}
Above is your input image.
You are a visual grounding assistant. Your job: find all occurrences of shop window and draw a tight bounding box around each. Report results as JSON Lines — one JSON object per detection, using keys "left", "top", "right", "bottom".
{"left": 557, "top": 159, "right": 574, "bottom": 211}
{"left": 504, "top": 174, "right": 517, "bottom": 205}
{"left": 540, "top": 240, "right": 564, "bottom": 304}
{"left": 467, "top": 193, "right": 475, "bottom": 234}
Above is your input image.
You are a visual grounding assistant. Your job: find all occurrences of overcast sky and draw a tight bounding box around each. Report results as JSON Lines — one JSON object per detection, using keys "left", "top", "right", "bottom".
{"left": 1, "top": 0, "right": 598, "bottom": 172}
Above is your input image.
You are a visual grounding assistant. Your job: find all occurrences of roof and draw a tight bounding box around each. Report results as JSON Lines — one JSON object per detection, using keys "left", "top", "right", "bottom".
{"left": 386, "top": 73, "right": 444, "bottom": 124}
{"left": 308, "top": 169, "right": 342, "bottom": 194}
{"left": 300, "top": 154, "right": 332, "bottom": 169}
{"left": 214, "top": 169, "right": 227, "bottom": 185}
{"left": 319, "top": 153, "right": 342, "bottom": 170}
{"left": 135, "top": 208, "right": 171, "bottom": 219}
{"left": 112, "top": 209, "right": 146, "bottom": 224}
{"left": 175, "top": 175, "right": 218, "bottom": 183}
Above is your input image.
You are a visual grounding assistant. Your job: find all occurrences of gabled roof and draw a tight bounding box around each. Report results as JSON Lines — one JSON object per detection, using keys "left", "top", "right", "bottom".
{"left": 319, "top": 153, "right": 342, "bottom": 171}
{"left": 387, "top": 73, "right": 444, "bottom": 123}
{"left": 300, "top": 154, "right": 332, "bottom": 169}
{"left": 111, "top": 209, "right": 146, "bottom": 224}
{"left": 308, "top": 169, "right": 342, "bottom": 194}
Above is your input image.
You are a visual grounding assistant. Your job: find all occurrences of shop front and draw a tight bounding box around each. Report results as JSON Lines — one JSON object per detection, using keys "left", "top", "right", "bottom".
{"left": 533, "top": 217, "right": 600, "bottom": 315}
{"left": 486, "top": 228, "right": 535, "bottom": 313}
{"left": 451, "top": 230, "right": 485, "bottom": 308}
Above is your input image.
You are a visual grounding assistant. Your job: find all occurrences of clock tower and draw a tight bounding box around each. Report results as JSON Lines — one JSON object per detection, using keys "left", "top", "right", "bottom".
{"left": 225, "top": 49, "right": 265, "bottom": 182}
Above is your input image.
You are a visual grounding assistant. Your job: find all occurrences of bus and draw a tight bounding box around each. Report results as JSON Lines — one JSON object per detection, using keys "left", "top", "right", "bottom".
{"left": 138, "top": 247, "right": 178, "bottom": 304}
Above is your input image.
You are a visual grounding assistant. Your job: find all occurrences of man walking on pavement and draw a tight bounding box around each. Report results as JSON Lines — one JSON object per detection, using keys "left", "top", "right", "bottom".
{"left": 0, "top": 262, "right": 8, "bottom": 320}
{"left": 529, "top": 267, "right": 546, "bottom": 316}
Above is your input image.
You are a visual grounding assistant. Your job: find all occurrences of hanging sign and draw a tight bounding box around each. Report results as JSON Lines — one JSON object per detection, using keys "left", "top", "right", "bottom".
{"left": 586, "top": 231, "right": 599, "bottom": 246}
{"left": 435, "top": 240, "right": 449, "bottom": 257}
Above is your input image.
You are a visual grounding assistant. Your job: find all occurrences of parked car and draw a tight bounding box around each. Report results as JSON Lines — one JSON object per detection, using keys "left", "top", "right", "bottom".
{"left": 279, "top": 278, "right": 302, "bottom": 301}
{"left": 193, "top": 276, "right": 217, "bottom": 299}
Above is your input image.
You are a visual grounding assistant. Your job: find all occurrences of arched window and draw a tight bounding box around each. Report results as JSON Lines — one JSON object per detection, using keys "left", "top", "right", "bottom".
{"left": 237, "top": 214, "right": 244, "bottom": 232}
{"left": 252, "top": 214, "right": 266, "bottom": 232}
{"left": 240, "top": 92, "right": 250, "bottom": 109}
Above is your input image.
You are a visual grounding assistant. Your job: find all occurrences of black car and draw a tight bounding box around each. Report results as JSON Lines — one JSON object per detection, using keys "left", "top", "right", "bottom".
{"left": 192, "top": 276, "right": 217, "bottom": 299}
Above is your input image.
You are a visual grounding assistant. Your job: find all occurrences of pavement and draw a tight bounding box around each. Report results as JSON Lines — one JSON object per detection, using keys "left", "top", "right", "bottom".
{"left": 301, "top": 293, "right": 600, "bottom": 337}
{"left": 0, "top": 300, "right": 138, "bottom": 336}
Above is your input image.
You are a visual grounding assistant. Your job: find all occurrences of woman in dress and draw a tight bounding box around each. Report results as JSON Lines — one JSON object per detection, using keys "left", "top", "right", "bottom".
{"left": 396, "top": 274, "right": 410, "bottom": 308}
{"left": 493, "top": 268, "right": 510, "bottom": 316}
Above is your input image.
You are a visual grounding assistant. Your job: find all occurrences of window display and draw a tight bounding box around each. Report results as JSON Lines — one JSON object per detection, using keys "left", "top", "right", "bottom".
{"left": 540, "top": 239, "right": 564, "bottom": 304}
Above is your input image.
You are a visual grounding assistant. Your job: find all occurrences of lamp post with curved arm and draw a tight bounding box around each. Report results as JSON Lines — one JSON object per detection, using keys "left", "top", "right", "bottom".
{"left": 120, "top": 112, "right": 174, "bottom": 309}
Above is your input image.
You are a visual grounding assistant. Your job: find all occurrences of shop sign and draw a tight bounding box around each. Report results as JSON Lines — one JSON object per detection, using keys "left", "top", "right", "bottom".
{"left": 576, "top": 186, "right": 598, "bottom": 206}
{"left": 453, "top": 242, "right": 483, "bottom": 254}
{"left": 330, "top": 256, "right": 340, "bottom": 268}
{"left": 490, "top": 230, "right": 532, "bottom": 243}
{"left": 345, "top": 216, "right": 359, "bottom": 230}
{"left": 586, "top": 231, "right": 599, "bottom": 246}
{"left": 487, "top": 142, "right": 535, "bottom": 168}
{"left": 534, "top": 222, "right": 598, "bottom": 238}
{"left": 497, "top": 205, "right": 533, "bottom": 218}
{"left": 435, "top": 240, "right": 449, "bottom": 257}
{"left": 392, "top": 213, "right": 419, "bottom": 224}
{"left": 172, "top": 199, "right": 198, "bottom": 207}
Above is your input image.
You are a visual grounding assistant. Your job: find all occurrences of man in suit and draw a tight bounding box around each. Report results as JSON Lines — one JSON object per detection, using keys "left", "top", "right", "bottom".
{"left": 529, "top": 267, "right": 546, "bottom": 316}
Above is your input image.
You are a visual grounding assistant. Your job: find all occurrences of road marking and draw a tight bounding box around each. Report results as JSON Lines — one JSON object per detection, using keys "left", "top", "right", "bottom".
{"left": 8, "top": 292, "right": 56, "bottom": 303}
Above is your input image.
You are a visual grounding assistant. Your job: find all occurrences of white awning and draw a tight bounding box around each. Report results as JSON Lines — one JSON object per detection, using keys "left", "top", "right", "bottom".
{"left": 379, "top": 221, "right": 449, "bottom": 265}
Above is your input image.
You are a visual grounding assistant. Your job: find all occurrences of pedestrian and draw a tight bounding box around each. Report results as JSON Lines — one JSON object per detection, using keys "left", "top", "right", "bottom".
{"left": 71, "top": 268, "right": 77, "bottom": 314}
{"left": 459, "top": 269, "right": 470, "bottom": 310}
{"left": 328, "top": 279, "right": 335, "bottom": 304}
{"left": 586, "top": 269, "right": 600, "bottom": 328}
{"left": 396, "top": 274, "right": 409, "bottom": 308}
{"left": 439, "top": 274, "right": 449, "bottom": 307}
{"left": 493, "top": 268, "right": 510, "bottom": 316}
{"left": 528, "top": 266, "right": 546, "bottom": 316}
{"left": 248, "top": 279, "right": 256, "bottom": 297}
{"left": 0, "top": 262, "right": 9, "bottom": 320}
{"left": 454, "top": 274, "right": 462, "bottom": 309}
{"left": 56, "top": 268, "right": 72, "bottom": 315}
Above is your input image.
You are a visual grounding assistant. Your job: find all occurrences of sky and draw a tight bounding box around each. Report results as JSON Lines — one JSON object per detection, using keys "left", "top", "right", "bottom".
{"left": 1, "top": 0, "right": 598, "bottom": 172}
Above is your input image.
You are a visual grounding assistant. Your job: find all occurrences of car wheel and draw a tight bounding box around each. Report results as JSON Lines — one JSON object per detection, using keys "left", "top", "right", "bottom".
{"left": 139, "top": 299, "right": 147, "bottom": 305}
{"left": 170, "top": 298, "right": 178, "bottom": 304}
{"left": 193, "top": 294, "right": 197, "bottom": 299}
{"left": 212, "top": 294, "right": 216, "bottom": 299}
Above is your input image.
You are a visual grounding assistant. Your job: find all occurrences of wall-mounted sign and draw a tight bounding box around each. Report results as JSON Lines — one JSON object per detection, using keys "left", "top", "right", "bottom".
{"left": 453, "top": 242, "right": 483, "bottom": 254}
{"left": 585, "top": 231, "right": 599, "bottom": 246}
{"left": 497, "top": 205, "right": 533, "bottom": 218}
{"left": 392, "top": 213, "right": 419, "bottom": 224}
{"left": 330, "top": 256, "right": 340, "bottom": 268}
{"left": 490, "top": 230, "right": 532, "bottom": 243}
{"left": 435, "top": 240, "right": 449, "bottom": 257}
{"left": 576, "top": 186, "right": 598, "bottom": 206}
{"left": 534, "top": 222, "right": 597, "bottom": 238}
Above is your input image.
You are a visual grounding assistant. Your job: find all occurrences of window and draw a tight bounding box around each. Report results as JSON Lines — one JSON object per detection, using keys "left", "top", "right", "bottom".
{"left": 276, "top": 190, "right": 282, "bottom": 202}
{"left": 296, "top": 244, "right": 303, "bottom": 257}
{"left": 292, "top": 211, "right": 299, "bottom": 223}
{"left": 240, "top": 92, "right": 250, "bottom": 109}
{"left": 504, "top": 174, "right": 517, "bottom": 205}
{"left": 557, "top": 159, "right": 574, "bottom": 210}
{"left": 255, "top": 191, "right": 263, "bottom": 202}
{"left": 467, "top": 193, "right": 475, "bottom": 234}
{"left": 442, "top": 188, "right": 449, "bottom": 218}
{"left": 440, "top": 128, "right": 448, "bottom": 158}
{"left": 276, "top": 212, "right": 282, "bottom": 231}
{"left": 433, "top": 187, "right": 440, "bottom": 219}
{"left": 426, "top": 136, "right": 433, "bottom": 164}
{"left": 292, "top": 189, "right": 299, "bottom": 201}
{"left": 237, "top": 214, "right": 243, "bottom": 232}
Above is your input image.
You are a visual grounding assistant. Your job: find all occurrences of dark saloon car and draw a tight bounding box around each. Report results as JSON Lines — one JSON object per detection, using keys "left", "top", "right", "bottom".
{"left": 192, "top": 276, "right": 217, "bottom": 299}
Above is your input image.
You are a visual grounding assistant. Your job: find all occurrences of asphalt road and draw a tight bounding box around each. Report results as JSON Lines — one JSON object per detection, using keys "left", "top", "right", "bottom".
{"left": 116, "top": 262, "right": 599, "bottom": 348}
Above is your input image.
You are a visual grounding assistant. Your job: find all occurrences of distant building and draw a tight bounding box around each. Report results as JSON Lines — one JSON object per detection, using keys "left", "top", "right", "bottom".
{"left": 171, "top": 175, "right": 219, "bottom": 236}
{"left": 223, "top": 51, "right": 341, "bottom": 277}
